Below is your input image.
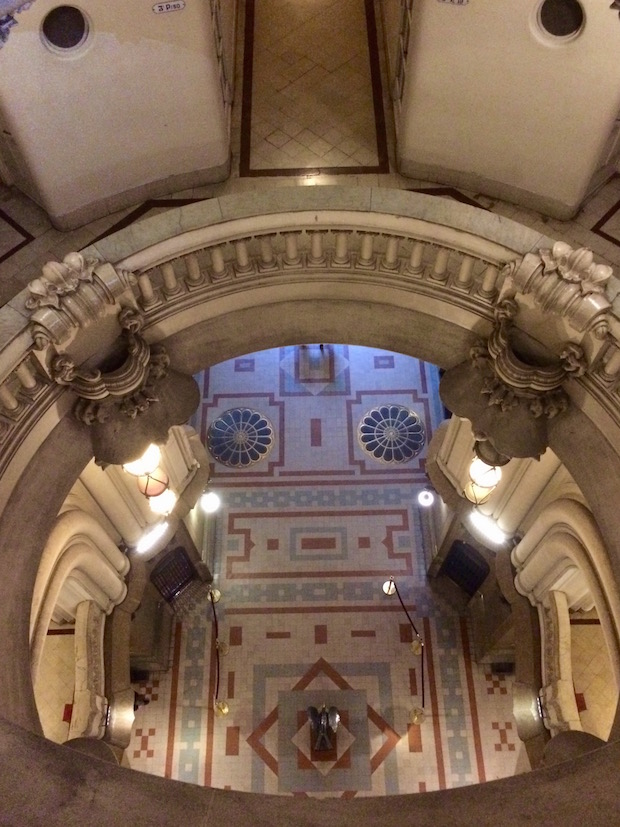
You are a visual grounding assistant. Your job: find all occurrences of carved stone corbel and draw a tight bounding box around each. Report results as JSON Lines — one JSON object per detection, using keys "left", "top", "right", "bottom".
{"left": 440, "top": 299, "right": 587, "bottom": 458}
{"left": 49, "top": 308, "right": 199, "bottom": 465}
{"left": 26, "top": 252, "right": 136, "bottom": 351}
{"left": 441, "top": 242, "right": 616, "bottom": 459}
{"left": 26, "top": 254, "right": 199, "bottom": 465}
{"left": 501, "top": 241, "right": 612, "bottom": 339}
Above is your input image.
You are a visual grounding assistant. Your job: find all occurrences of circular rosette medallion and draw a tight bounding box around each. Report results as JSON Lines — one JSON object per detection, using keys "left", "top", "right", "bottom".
{"left": 207, "top": 408, "right": 274, "bottom": 467}
{"left": 357, "top": 404, "right": 425, "bottom": 464}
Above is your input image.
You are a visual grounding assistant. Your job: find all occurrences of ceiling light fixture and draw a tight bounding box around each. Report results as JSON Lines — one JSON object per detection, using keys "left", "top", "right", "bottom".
{"left": 417, "top": 488, "right": 435, "bottom": 507}
{"left": 137, "top": 467, "right": 169, "bottom": 498}
{"left": 200, "top": 490, "right": 221, "bottom": 514}
{"left": 148, "top": 488, "right": 178, "bottom": 516}
{"left": 464, "top": 454, "right": 503, "bottom": 506}
{"left": 122, "top": 444, "right": 161, "bottom": 477}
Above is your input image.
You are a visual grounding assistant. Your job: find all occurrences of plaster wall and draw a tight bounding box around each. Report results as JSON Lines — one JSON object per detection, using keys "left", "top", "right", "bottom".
{"left": 397, "top": 0, "right": 620, "bottom": 217}
{"left": 0, "top": 0, "right": 231, "bottom": 228}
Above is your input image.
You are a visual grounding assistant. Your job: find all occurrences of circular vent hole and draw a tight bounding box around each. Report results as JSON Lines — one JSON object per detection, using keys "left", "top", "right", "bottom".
{"left": 538, "top": 0, "right": 584, "bottom": 38}
{"left": 42, "top": 6, "right": 89, "bottom": 51}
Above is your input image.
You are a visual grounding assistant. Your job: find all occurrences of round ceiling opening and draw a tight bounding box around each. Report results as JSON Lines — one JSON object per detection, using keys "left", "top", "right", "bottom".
{"left": 538, "top": 0, "right": 584, "bottom": 38}
{"left": 42, "top": 6, "right": 89, "bottom": 51}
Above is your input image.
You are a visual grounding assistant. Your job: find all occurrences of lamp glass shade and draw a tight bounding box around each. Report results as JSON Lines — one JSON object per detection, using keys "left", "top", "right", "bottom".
{"left": 464, "top": 481, "right": 493, "bottom": 505}
{"left": 149, "top": 488, "right": 177, "bottom": 515}
{"left": 137, "top": 468, "right": 169, "bottom": 498}
{"left": 382, "top": 579, "right": 396, "bottom": 596}
{"left": 469, "top": 457, "right": 502, "bottom": 488}
{"left": 123, "top": 444, "right": 161, "bottom": 476}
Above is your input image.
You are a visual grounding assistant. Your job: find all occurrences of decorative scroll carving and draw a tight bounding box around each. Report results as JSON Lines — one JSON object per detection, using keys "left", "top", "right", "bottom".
{"left": 27, "top": 252, "right": 136, "bottom": 350}
{"left": 502, "top": 242, "right": 612, "bottom": 339}
{"left": 51, "top": 309, "right": 168, "bottom": 425}
{"left": 440, "top": 299, "right": 588, "bottom": 458}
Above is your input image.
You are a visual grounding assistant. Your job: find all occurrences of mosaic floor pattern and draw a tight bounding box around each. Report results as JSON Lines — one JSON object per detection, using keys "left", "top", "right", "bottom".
{"left": 126, "top": 345, "right": 526, "bottom": 795}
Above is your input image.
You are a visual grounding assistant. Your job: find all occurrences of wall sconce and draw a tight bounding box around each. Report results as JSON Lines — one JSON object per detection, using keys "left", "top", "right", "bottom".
{"left": 382, "top": 576, "right": 425, "bottom": 722}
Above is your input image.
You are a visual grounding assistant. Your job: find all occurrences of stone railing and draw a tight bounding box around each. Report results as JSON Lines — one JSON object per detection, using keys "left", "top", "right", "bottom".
{"left": 2, "top": 187, "right": 620, "bottom": 825}
{"left": 2, "top": 188, "right": 620, "bottom": 499}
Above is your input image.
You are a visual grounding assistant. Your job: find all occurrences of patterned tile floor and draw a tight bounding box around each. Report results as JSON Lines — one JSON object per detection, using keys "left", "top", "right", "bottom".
{"left": 241, "top": 0, "right": 388, "bottom": 174}
{"left": 125, "top": 345, "right": 527, "bottom": 795}
{"left": 571, "top": 615, "right": 617, "bottom": 741}
{"left": 33, "top": 631, "right": 75, "bottom": 745}
{"left": 4, "top": 0, "right": 618, "bottom": 791}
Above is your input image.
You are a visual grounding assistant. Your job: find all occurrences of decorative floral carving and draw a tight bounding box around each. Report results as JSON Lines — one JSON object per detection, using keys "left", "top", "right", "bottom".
{"left": 27, "top": 253, "right": 136, "bottom": 350}
{"left": 51, "top": 309, "right": 170, "bottom": 425}
{"left": 503, "top": 242, "right": 612, "bottom": 339}
{"left": 540, "top": 241, "right": 612, "bottom": 294}
{"left": 25, "top": 253, "right": 97, "bottom": 311}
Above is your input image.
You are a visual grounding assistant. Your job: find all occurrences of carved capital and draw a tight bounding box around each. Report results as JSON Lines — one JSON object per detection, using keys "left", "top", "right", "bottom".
{"left": 51, "top": 309, "right": 169, "bottom": 426}
{"left": 27, "top": 253, "right": 136, "bottom": 350}
{"left": 441, "top": 299, "right": 586, "bottom": 458}
{"left": 506, "top": 242, "right": 612, "bottom": 338}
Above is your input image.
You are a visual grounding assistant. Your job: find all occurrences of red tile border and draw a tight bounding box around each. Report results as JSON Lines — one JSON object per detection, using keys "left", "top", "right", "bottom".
{"left": 315, "top": 625, "right": 327, "bottom": 644}
{"left": 226, "top": 726, "right": 240, "bottom": 756}
{"left": 408, "top": 722, "right": 423, "bottom": 753}
{"left": 164, "top": 622, "right": 183, "bottom": 779}
{"left": 460, "top": 618, "right": 486, "bottom": 783}
{"left": 423, "top": 617, "right": 446, "bottom": 789}
{"left": 226, "top": 508, "right": 413, "bottom": 579}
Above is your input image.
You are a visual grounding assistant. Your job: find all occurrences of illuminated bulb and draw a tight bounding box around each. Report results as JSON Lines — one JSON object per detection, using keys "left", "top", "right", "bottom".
{"left": 123, "top": 444, "right": 161, "bottom": 476}
{"left": 469, "top": 457, "right": 502, "bottom": 488}
{"left": 148, "top": 488, "right": 177, "bottom": 515}
{"left": 201, "top": 491, "right": 221, "bottom": 514}
{"left": 417, "top": 489, "right": 435, "bottom": 507}
{"left": 136, "top": 521, "right": 169, "bottom": 554}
